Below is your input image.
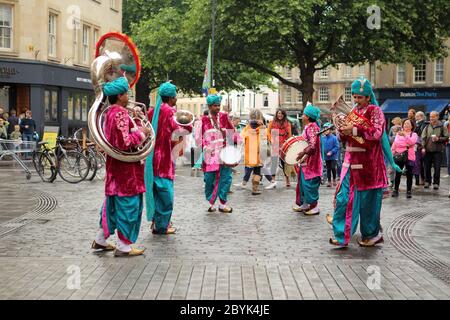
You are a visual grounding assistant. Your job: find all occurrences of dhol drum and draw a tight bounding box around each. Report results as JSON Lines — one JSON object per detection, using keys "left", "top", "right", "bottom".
{"left": 220, "top": 145, "right": 242, "bottom": 167}
{"left": 280, "top": 136, "right": 309, "bottom": 165}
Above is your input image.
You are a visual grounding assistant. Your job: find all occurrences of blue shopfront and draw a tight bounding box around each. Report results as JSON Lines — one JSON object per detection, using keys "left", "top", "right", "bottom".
{"left": 376, "top": 88, "right": 450, "bottom": 123}
{"left": 0, "top": 59, "right": 95, "bottom": 138}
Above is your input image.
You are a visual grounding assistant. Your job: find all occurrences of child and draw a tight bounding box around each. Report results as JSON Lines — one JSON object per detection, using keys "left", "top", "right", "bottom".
{"left": 10, "top": 125, "right": 22, "bottom": 140}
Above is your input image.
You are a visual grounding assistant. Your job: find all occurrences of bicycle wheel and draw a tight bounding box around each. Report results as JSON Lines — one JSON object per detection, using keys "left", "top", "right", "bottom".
{"left": 86, "top": 149, "right": 98, "bottom": 181}
{"left": 57, "top": 150, "right": 90, "bottom": 183}
{"left": 35, "top": 152, "right": 57, "bottom": 183}
{"left": 94, "top": 150, "right": 106, "bottom": 181}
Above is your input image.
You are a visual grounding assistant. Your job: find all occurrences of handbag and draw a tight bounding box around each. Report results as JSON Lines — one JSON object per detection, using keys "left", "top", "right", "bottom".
{"left": 394, "top": 150, "right": 408, "bottom": 163}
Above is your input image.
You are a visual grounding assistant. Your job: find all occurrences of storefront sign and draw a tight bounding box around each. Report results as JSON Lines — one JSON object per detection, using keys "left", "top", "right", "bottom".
{"left": 77, "top": 77, "right": 92, "bottom": 84}
{"left": 400, "top": 91, "right": 439, "bottom": 98}
{"left": 0, "top": 66, "right": 18, "bottom": 78}
{"left": 42, "top": 126, "right": 60, "bottom": 149}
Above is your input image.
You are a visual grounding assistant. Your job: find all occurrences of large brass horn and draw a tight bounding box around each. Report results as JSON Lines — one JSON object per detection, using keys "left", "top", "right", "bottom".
{"left": 88, "top": 32, "right": 155, "bottom": 163}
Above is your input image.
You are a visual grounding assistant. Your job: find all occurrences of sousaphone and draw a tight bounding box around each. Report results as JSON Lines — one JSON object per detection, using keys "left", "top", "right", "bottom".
{"left": 89, "top": 32, "right": 155, "bottom": 162}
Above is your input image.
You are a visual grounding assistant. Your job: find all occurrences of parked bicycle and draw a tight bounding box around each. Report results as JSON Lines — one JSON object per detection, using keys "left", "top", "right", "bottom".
{"left": 32, "top": 136, "right": 90, "bottom": 183}
{"left": 72, "top": 128, "right": 106, "bottom": 181}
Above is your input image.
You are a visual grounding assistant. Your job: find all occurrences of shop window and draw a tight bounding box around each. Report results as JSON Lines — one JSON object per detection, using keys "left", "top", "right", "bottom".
{"left": 44, "top": 89, "right": 58, "bottom": 122}
{"left": 82, "top": 95, "right": 88, "bottom": 121}
{"left": 75, "top": 95, "right": 81, "bottom": 120}
{"left": 68, "top": 95, "right": 74, "bottom": 120}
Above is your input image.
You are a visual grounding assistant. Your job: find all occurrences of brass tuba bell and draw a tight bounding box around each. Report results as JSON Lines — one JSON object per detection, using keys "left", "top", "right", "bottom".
{"left": 88, "top": 32, "right": 155, "bottom": 163}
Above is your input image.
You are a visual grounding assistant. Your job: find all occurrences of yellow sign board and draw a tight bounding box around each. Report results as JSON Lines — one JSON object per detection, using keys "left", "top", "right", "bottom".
{"left": 42, "top": 126, "right": 59, "bottom": 149}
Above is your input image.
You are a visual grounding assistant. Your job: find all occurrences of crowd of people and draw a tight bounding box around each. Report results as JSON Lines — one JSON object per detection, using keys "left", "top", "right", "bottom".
{"left": 0, "top": 107, "right": 37, "bottom": 142}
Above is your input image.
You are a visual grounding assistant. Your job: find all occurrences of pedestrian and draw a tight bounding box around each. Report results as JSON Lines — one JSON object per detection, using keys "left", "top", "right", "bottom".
{"left": 197, "top": 94, "right": 238, "bottom": 212}
{"left": 146, "top": 82, "right": 192, "bottom": 233}
{"left": 322, "top": 122, "right": 340, "bottom": 187}
{"left": 330, "top": 77, "right": 386, "bottom": 247}
{"left": 292, "top": 103, "right": 322, "bottom": 216}
{"left": 414, "top": 111, "right": 428, "bottom": 185}
{"left": 407, "top": 108, "right": 416, "bottom": 126}
{"left": 0, "top": 118, "right": 7, "bottom": 139}
{"left": 240, "top": 109, "right": 276, "bottom": 195}
{"left": 267, "top": 108, "right": 292, "bottom": 187}
{"left": 10, "top": 125, "right": 22, "bottom": 140}
{"left": 421, "top": 111, "right": 449, "bottom": 190}
{"left": 391, "top": 119, "right": 418, "bottom": 198}
{"left": 7, "top": 110, "right": 18, "bottom": 137}
{"left": 91, "top": 77, "right": 151, "bottom": 257}
{"left": 389, "top": 117, "right": 402, "bottom": 144}
{"left": 444, "top": 106, "right": 450, "bottom": 178}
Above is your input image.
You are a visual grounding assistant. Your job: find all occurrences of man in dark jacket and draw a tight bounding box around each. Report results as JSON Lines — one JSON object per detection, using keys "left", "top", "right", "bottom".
{"left": 20, "top": 110, "right": 36, "bottom": 159}
{"left": 7, "top": 110, "right": 18, "bottom": 137}
{"left": 421, "top": 111, "right": 449, "bottom": 190}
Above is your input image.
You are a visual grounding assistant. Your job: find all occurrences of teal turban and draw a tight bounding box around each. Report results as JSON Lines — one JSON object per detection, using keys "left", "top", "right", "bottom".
{"left": 159, "top": 82, "right": 177, "bottom": 98}
{"left": 102, "top": 77, "right": 129, "bottom": 96}
{"left": 351, "top": 76, "right": 379, "bottom": 106}
{"left": 323, "top": 122, "right": 333, "bottom": 128}
{"left": 206, "top": 94, "right": 222, "bottom": 106}
{"left": 303, "top": 103, "right": 321, "bottom": 121}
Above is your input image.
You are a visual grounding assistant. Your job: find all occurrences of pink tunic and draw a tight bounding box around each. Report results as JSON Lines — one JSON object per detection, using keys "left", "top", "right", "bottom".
{"left": 391, "top": 132, "right": 418, "bottom": 161}
{"left": 339, "top": 104, "right": 387, "bottom": 191}
{"left": 148, "top": 103, "right": 192, "bottom": 180}
{"left": 300, "top": 122, "right": 322, "bottom": 180}
{"left": 104, "top": 105, "right": 146, "bottom": 197}
{"left": 197, "top": 112, "right": 240, "bottom": 172}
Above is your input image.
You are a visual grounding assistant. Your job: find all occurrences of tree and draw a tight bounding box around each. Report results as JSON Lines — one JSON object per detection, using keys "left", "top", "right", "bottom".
{"left": 125, "top": 0, "right": 271, "bottom": 100}
{"left": 186, "top": 0, "right": 450, "bottom": 107}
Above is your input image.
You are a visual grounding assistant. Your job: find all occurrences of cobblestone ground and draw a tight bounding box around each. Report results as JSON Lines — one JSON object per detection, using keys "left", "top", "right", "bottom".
{"left": 0, "top": 164, "right": 449, "bottom": 300}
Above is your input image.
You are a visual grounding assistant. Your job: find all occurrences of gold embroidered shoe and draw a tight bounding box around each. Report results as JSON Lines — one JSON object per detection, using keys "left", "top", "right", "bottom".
{"left": 219, "top": 206, "right": 233, "bottom": 213}
{"left": 329, "top": 238, "right": 348, "bottom": 247}
{"left": 358, "top": 236, "right": 384, "bottom": 247}
{"left": 326, "top": 214, "right": 333, "bottom": 225}
{"left": 207, "top": 207, "right": 217, "bottom": 213}
{"left": 91, "top": 240, "right": 116, "bottom": 251}
{"left": 113, "top": 247, "right": 145, "bottom": 257}
{"left": 304, "top": 207, "right": 320, "bottom": 216}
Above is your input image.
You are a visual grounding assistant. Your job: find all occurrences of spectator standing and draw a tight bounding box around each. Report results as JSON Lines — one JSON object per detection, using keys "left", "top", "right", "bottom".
{"left": 421, "top": 111, "right": 449, "bottom": 190}
{"left": 7, "top": 110, "right": 18, "bottom": 137}
{"left": 0, "top": 118, "right": 7, "bottom": 139}
{"left": 407, "top": 108, "right": 416, "bottom": 126}
{"left": 444, "top": 106, "right": 450, "bottom": 178}
{"left": 321, "top": 122, "right": 340, "bottom": 187}
{"left": 391, "top": 119, "right": 418, "bottom": 198}
{"left": 414, "top": 111, "right": 429, "bottom": 185}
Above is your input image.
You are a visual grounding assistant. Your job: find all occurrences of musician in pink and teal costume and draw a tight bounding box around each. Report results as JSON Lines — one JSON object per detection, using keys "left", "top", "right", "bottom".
{"left": 293, "top": 103, "right": 323, "bottom": 216}
{"left": 330, "top": 77, "right": 387, "bottom": 247}
{"left": 198, "top": 94, "right": 240, "bottom": 213}
{"left": 145, "top": 82, "right": 192, "bottom": 234}
{"left": 91, "top": 77, "right": 149, "bottom": 257}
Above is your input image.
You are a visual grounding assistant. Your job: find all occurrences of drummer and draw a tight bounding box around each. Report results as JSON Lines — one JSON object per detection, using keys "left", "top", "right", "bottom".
{"left": 198, "top": 94, "right": 240, "bottom": 213}
{"left": 293, "top": 103, "right": 322, "bottom": 215}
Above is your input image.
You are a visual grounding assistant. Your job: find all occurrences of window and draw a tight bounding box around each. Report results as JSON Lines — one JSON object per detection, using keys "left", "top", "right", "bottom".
{"left": 82, "top": 95, "right": 88, "bottom": 121}
{"left": 82, "top": 25, "right": 90, "bottom": 64}
{"left": 414, "top": 59, "right": 426, "bottom": 83}
{"left": 75, "top": 95, "right": 81, "bottom": 120}
{"left": 44, "top": 89, "right": 58, "bottom": 122}
{"left": 397, "top": 64, "right": 406, "bottom": 84}
{"left": 93, "top": 28, "right": 99, "bottom": 49}
{"left": 73, "top": 19, "right": 80, "bottom": 63}
{"left": 319, "top": 87, "right": 330, "bottom": 102}
{"left": 359, "top": 65, "right": 365, "bottom": 76}
{"left": 263, "top": 93, "right": 269, "bottom": 107}
{"left": 48, "top": 13, "right": 57, "bottom": 57}
{"left": 319, "top": 67, "right": 329, "bottom": 78}
{"left": 285, "top": 67, "right": 292, "bottom": 79}
{"left": 344, "top": 87, "right": 352, "bottom": 102}
{"left": 0, "top": 4, "right": 13, "bottom": 49}
{"left": 68, "top": 95, "right": 74, "bottom": 120}
{"left": 284, "top": 87, "right": 291, "bottom": 103}
{"left": 435, "top": 59, "right": 444, "bottom": 83}
{"left": 297, "top": 90, "right": 303, "bottom": 103}
{"left": 344, "top": 65, "right": 352, "bottom": 78}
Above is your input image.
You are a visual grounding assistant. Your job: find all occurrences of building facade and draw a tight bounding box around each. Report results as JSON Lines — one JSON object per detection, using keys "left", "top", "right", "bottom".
{"left": 278, "top": 64, "right": 372, "bottom": 119}
{"left": 373, "top": 39, "right": 450, "bottom": 121}
{"left": 0, "top": 0, "right": 122, "bottom": 136}
{"left": 176, "top": 84, "right": 279, "bottom": 120}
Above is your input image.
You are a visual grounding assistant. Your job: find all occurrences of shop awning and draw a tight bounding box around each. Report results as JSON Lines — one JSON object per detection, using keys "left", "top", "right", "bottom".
{"left": 380, "top": 99, "right": 449, "bottom": 114}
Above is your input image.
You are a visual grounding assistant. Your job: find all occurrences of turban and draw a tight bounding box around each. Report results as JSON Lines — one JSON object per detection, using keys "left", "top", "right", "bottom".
{"left": 206, "top": 94, "right": 222, "bottom": 106}
{"left": 159, "top": 82, "right": 177, "bottom": 98}
{"left": 102, "top": 77, "right": 129, "bottom": 96}
{"left": 323, "top": 122, "right": 333, "bottom": 128}
{"left": 303, "top": 103, "right": 321, "bottom": 121}
{"left": 351, "top": 76, "right": 379, "bottom": 106}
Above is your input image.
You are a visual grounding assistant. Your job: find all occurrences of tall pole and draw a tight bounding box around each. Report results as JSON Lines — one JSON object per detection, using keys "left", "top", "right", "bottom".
{"left": 211, "top": 0, "right": 216, "bottom": 88}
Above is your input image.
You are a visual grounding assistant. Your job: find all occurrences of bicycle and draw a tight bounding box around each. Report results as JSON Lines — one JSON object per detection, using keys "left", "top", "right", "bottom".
{"left": 32, "top": 137, "right": 90, "bottom": 183}
{"left": 72, "top": 128, "right": 106, "bottom": 181}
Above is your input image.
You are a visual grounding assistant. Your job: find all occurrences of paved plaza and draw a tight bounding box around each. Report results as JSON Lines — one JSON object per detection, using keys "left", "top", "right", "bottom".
{"left": 0, "top": 164, "right": 449, "bottom": 300}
